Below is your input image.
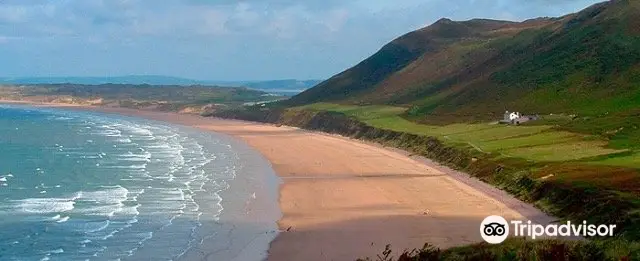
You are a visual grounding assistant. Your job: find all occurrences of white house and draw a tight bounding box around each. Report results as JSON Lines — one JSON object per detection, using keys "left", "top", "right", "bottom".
{"left": 503, "top": 111, "right": 521, "bottom": 122}
{"left": 509, "top": 111, "right": 521, "bottom": 120}
{"left": 501, "top": 111, "right": 539, "bottom": 125}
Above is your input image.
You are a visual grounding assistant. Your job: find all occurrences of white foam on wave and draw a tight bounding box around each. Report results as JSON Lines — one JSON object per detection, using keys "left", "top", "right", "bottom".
{"left": 9, "top": 115, "right": 244, "bottom": 258}
{"left": 14, "top": 196, "right": 77, "bottom": 214}
{"left": 57, "top": 216, "right": 70, "bottom": 223}
{"left": 119, "top": 204, "right": 141, "bottom": 216}
{"left": 103, "top": 164, "right": 147, "bottom": 170}
{"left": 102, "top": 230, "right": 119, "bottom": 240}
{"left": 116, "top": 151, "right": 152, "bottom": 162}
{"left": 128, "top": 126, "right": 154, "bottom": 136}
{"left": 81, "top": 186, "right": 129, "bottom": 204}
{"left": 120, "top": 178, "right": 154, "bottom": 182}
{"left": 49, "top": 248, "right": 64, "bottom": 254}
{"left": 146, "top": 144, "right": 172, "bottom": 149}
{"left": 85, "top": 220, "right": 111, "bottom": 233}
{"left": 75, "top": 186, "right": 132, "bottom": 217}
{"left": 71, "top": 186, "right": 145, "bottom": 226}
{"left": 117, "top": 138, "right": 133, "bottom": 143}
{"left": 95, "top": 129, "right": 122, "bottom": 137}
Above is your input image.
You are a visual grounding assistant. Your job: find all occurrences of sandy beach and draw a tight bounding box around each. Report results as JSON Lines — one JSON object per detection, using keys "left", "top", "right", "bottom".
{"left": 80, "top": 107, "right": 559, "bottom": 261}
{"left": 3, "top": 103, "right": 557, "bottom": 261}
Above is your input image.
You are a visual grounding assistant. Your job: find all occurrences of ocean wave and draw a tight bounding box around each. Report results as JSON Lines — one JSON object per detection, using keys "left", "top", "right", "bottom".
{"left": 103, "top": 164, "right": 147, "bottom": 170}
{"left": 46, "top": 115, "right": 74, "bottom": 121}
{"left": 49, "top": 248, "right": 64, "bottom": 254}
{"left": 79, "top": 186, "right": 129, "bottom": 205}
{"left": 115, "top": 151, "right": 152, "bottom": 162}
{"left": 94, "top": 129, "right": 122, "bottom": 137}
{"left": 117, "top": 138, "right": 133, "bottom": 143}
{"left": 71, "top": 220, "right": 111, "bottom": 233}
{"left": 127, "top": 127, "right": 154, "bottom": 136}
{"left": 145, "top": 144, "right": 172, "bottom": 149}
{"left": 0, "top": 110, "right": 256, "bottom": 260}
{"left": 14, "top": 197, "right": 76, "bottom": 214}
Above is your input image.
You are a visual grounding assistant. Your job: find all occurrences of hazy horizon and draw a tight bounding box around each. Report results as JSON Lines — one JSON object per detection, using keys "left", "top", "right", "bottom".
{"left": 0, "top": 0, "right": 602, "bottom": 81}
{"left": 0, "top": 75, "right": 322, "bottom": 83}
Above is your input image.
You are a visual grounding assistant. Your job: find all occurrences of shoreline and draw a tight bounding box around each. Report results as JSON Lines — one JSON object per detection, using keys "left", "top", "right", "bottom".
{"left": 2, "top": 102, "right": 559, "bottom": 260}
{"left": 175, "top": 125, "right": 282, "bottom": 261}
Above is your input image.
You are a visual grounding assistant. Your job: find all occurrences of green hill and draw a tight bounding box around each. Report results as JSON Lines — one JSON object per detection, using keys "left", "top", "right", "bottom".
{"left": 288, "top": 0, "right": 640, "bottom": 122}
{"left": 215, "top": 0, "right": 640, "bottom": 246}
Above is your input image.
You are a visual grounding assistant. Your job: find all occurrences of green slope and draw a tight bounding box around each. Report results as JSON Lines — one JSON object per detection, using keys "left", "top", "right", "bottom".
{"left": 289, "top": 0, "right": 640, "bottom": 122}
{"left": 213, "top": 0, "right": 640, "bottom": 250}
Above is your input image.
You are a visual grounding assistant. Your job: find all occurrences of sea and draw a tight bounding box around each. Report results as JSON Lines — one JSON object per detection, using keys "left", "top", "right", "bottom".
{"left": 0, "top": 104, "right": 281, "bottom": 261}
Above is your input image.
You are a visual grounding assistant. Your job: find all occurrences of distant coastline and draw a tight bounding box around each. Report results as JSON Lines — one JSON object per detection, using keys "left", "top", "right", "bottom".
{"left": 0, "top": 76, "right": 321, "bottom": 96}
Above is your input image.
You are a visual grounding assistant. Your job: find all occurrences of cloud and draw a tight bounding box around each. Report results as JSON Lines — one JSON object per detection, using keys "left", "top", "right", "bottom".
{"left": 0, "top": 0, "right": 605, "bottom": 80}
{"left": 0, "top": 0, "right": 601, "bottom": 40}
{"left": 0, "top": 5, "right": 30, "bottom": 24}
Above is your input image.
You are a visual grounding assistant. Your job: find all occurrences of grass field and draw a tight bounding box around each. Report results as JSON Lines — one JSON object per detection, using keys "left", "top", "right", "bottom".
{"left": 294, "top": 103, "right": 634, "bottom": 167}
{"left": 591, "top": 153, "right": 640, "bottom": 169}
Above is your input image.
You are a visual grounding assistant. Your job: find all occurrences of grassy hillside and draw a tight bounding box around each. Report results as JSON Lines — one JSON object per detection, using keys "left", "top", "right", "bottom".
{"left": 212, "top": 0, "right": 640, "bottom": 258}
{"left": 286, "top": 18, "right": 517, "bottom": 105}
{"left": 288, "top": 0, "right": 640, "bottom": 123}
{"left": 279, "top": 0, "right": 640, "bottom": 209}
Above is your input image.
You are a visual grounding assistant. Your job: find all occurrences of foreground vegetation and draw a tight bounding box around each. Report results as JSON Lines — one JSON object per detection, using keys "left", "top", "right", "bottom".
{"left": 360, "top": 238, "right": 640, "bottom": 261}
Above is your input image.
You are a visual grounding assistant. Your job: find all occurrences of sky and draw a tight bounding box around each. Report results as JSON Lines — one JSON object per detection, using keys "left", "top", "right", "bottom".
{"left": 0, "top": 0, "right": 603, "bottom": 81}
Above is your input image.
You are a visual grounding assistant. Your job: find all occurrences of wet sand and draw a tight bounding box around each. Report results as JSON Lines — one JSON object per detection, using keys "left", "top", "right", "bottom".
{"left": 4, "top": 103, "right": 557, "bottom": 261}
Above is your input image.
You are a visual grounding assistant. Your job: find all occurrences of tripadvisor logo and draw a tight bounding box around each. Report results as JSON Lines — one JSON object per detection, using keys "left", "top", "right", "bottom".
{"left": 480, "top": 215, "right": 617, "bottom": 244}
{"left": 480, "top": 215, "right": 509, "bottom": 244}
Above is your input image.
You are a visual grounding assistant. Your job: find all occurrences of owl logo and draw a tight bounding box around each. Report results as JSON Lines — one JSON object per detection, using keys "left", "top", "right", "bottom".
{"left": 480, "top": 215, "right": 509, "bottom": 244}
{"left": 483, "top": 222, "right": 507, "bottom": 236}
